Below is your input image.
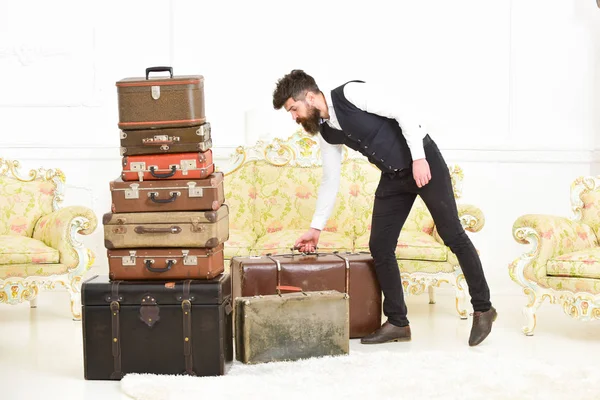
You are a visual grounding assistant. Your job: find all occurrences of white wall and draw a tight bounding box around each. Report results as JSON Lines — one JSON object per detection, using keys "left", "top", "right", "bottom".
{"left": 1, "top": 0, "right": 599, "bottom": 295}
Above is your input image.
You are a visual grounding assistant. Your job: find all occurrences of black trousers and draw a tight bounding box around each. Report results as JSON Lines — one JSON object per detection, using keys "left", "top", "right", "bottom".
{"left": 368, "top": 137, "right": 491, "bottom": 327}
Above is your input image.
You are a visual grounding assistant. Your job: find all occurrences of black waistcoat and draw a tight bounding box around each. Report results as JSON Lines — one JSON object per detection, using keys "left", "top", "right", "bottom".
{"left": 319, "top": 81, "right": 413, "bottom": 172}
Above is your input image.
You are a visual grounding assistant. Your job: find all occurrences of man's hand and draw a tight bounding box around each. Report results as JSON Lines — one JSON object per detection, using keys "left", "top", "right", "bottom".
{"left": 294, "top": 228, "right": 321, "bottom": 253}
{"left": 413, "top": 158, "right": 431, "bottom": 188}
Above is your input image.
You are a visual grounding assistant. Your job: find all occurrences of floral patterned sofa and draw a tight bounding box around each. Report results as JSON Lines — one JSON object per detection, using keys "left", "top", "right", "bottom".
{"left": 510, "top": 175, "right": 600, "bottom": 335}
{"left": 222, "top": 130, "right": 486, "bottom": 318}
{"left": 0, "top": 159, "right": 97, "bottom": 320}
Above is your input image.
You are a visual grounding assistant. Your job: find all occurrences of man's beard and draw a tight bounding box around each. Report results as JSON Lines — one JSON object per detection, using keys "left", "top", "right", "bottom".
{"left": 297, "top": 105, "right": 321, "bottom": 135}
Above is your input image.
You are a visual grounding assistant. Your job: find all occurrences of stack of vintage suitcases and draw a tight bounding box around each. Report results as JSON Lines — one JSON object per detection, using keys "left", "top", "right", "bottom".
{"left": 80, "top": 67, "right": 385, "bottom": 381}
{"left": 81, "top": 67, "right": 232, "bottom": 380}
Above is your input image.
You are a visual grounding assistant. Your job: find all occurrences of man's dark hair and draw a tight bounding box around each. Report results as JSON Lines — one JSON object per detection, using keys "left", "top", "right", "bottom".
{"left": 272, "top": 69, "right": 320, "bottom": 110}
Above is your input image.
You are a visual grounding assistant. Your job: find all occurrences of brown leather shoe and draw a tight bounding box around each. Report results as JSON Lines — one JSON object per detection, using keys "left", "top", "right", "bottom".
{"left": 360, "top": 322, "right": 411, "bottom": 344}
{"left": 469, "top": 306, "right": 497, "bottom": 346}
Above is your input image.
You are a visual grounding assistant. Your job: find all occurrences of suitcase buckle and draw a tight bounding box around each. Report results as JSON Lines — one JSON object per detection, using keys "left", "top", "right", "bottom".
{"left": 180, "top": 160, "right": 196, "bottom": 175}
{"left": 125, "top": 184, "right": 140, "bottom": 199}
{"left": 122, "top": 251, "right": 137, "bottom": 266}
{"left": 151, "top": 85, "right": 160, "bottom": 100}
{"left": 190, "top": 218, "right": 204, "bottom": 233}
{"left": 196, "top": 123, "right": 211, "bottom": 139}
{"left": 130, "top": 162, "right": 146, "bottom": 171}
{"left": 187, "top": 182, "right": 204, "bottom": 198}
{"left": 182, "top": 250, "right": 198, "bottom": 266}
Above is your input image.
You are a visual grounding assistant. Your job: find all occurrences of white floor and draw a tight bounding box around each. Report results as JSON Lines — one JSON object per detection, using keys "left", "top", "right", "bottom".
{"left": 1, "top": 282, "right": 599, "bottom": 400}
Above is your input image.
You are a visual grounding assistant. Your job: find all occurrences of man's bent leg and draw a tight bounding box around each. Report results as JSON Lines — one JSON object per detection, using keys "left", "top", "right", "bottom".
{"left": 417, "top": 144, "right": 491, "bottom": 311}
{"left": 417, "top": 141, "right": 496, "bottom": 346}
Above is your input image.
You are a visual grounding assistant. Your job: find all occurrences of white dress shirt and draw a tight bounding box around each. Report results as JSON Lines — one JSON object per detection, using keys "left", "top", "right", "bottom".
{"left": 310, "top": 81, "right": 429, "bottom": 231}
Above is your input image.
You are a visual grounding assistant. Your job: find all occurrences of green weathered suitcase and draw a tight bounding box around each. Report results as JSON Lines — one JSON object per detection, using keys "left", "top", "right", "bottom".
{"left": 235, "top": 286, "right": 349, "bottom": 364}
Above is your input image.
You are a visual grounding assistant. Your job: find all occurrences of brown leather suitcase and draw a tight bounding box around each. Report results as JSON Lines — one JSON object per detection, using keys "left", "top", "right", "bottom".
{"left": 235, "top": 287, "right": 349, "bottom": 364}
{"left": 107, "top": 244, "right": 224, "bottom": 281}
{"left": 120, "top": 123, "right": 212, "bottom": 156}
{"left": 230, "top": 251, "right": 382, "bottom": 339}
{"left": 81, "top": 274, "right": 233, "bottom": 380}
{"left": 109, "top": 172, "right": 225, "bottom": 213}
{"left": 116, "top": 67, "right": 205, "bottom": 130}
{"left": 121, "top": 150, "right": 214, "bottom": 182}
{"left": 103, "top": 206, "right": 229, "bottom": 250}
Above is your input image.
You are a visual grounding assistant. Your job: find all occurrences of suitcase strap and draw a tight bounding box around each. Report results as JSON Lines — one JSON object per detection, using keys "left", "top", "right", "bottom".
{"left": 181, "top": 280, "right": 196, "bottom": 376}
{"left": 265, "top": 254, "right": 350, "bottom": 298}
{"left": 108, "top": 281, "right": 124, "bottom": 379}
{"left": 332, "top": 253, "right": 351, "bottom": 297}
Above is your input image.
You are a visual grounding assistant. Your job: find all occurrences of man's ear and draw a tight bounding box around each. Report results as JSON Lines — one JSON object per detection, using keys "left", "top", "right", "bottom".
{"left": 305, "top": 91, "right": 315, "bottom": 105}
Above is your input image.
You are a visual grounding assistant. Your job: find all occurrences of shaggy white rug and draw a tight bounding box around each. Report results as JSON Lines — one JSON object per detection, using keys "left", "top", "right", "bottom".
{"left": 121, "top": 349, "right": 598, "bottom": 400}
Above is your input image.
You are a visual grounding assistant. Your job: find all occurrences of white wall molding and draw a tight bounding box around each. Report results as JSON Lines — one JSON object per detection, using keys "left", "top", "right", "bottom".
{"left": 0, "top": 145, "right": 595, "bottom": 165}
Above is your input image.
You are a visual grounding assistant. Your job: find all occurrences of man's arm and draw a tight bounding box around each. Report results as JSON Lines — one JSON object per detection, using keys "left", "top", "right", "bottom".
{"left": 343, "top": 82, "right": 427, "bottom": 161}
{"left": 310, "top": 134, "right": 343, "bottom": 230}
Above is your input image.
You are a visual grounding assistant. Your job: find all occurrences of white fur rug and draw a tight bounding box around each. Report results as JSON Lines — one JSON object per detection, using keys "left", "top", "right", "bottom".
{"left": 121, "top": 349, "right": 598, "bottom": 400}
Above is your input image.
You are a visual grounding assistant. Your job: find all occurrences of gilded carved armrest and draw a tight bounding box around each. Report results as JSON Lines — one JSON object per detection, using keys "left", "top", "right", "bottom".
{"left": 432, "top": 203, "right": 485, "bottom": 245}
{"left": 509, "top": 214, "right": 597, "bottom": 283}
{"left": 32, "top": 206, "right": 98, "bottom": 273}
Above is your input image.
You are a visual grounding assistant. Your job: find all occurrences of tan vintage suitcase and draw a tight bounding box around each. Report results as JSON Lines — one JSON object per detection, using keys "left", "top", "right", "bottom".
{"left": 116, "top": 67, "right": 205, "bottom": 130}
{"left": 103, "top": 206, "right": 229, "bottom": 250}
{"left": 120, "top": 123, "right": 212, "bottom": 156}
{"left": 109, "top": 172, "right": 225, "bottom": 213}
{"left": 235, "top": 287, "right": 349, "bottom": 364}
{"left": 107, "top": 244, "right": 225, "bottom": 281}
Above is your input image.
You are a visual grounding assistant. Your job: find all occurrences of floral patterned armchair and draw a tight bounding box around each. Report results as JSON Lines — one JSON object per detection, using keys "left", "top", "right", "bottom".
{"left": 222, "top": 130, "right": 486, "bottom": 318}
{"left": 0, "top": 159, "right": 97, "bottom": 320}
{"left": 510, "top": 175, "right": 600, "bottom": 335}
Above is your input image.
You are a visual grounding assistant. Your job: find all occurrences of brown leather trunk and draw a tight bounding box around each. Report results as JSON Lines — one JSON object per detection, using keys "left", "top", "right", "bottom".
{"left": 107, "top": 244, "right": 224, "bottom": 281}
{"left": 121, "top": 150, "right": 214, "bottom": 182}
{"left": 120, "top": 123, "right": 212, "bottom": 156}
{"left": 109, "top": 172, "right": 224, "bottom": 213}
{"left": 230, "top": 252, "right": 382, "bottom": 338}
{"left": 103, "top": 206, "right": 229, "bottom": 249}
{"left": 235, "top": 289, "right": 349, "bottom": 364}
{"left": 116, "top": 67, "right": 205, "bottom": 130}
{"left": 82, "top": 274, "right": 233, "bottom": 380}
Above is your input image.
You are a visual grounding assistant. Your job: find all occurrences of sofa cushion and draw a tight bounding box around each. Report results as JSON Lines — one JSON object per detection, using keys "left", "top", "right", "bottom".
{"left": 0, "top": 263, "right": 67, "bottom": 279}
{"left": 0, "top": 235, "right": 59, "bottom": 265}
{"left": 547, "top": 248, "right": 600, "bottom": 279}
{"left": 0, "top": 176, "right": 56, "bottom": 237}
{"left": 224, "top": 229, "right": 259, "bottom": 260}
{"left": 355, "top": 230, "right": 447, "bottom": 262}
{"left": 252, "top": 229, "right": 353, "bottom": 256}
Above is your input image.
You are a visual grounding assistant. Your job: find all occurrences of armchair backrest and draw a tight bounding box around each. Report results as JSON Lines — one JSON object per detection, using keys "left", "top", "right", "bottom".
{"left": 572, "top": 176, "right": 600, "bottom": 240}
{"left": 0, "top": 160, "right": 63, "bottom": 237}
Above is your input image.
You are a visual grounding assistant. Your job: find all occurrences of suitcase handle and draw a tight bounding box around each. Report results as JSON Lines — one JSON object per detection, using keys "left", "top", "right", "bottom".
{"left": 149, "top": 192, "right": 178, "bottom": 204}
{"left": 134, "top": 226, "right": 182, "bottom": 234}
{"left": 146, "top": 66, "right": 173, "bottom": 80}
{"left": 149, "top": 166, "right": 177, "bottom": 178}
{"left": 145, "top": 259, "right": 175, "bottom": 273}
